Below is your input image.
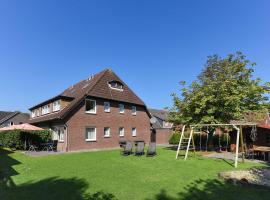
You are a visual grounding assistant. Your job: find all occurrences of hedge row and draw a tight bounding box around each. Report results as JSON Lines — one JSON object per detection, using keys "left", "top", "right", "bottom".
{"left": 169, "top": 131, "right": 231, "bottom": 149}
{"left": 0, "top": 129, "right": 52, "bottom": 150}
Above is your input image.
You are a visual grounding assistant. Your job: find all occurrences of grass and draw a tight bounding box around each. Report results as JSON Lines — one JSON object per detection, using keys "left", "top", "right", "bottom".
{"left": 1, "top": 147, "right": 270, "bottom": 200}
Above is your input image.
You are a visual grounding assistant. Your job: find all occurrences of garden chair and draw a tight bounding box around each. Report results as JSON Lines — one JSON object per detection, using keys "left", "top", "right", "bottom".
{"left": 146, "top": 142, "right": 156, "bottom": 157}
{"left": 28, "top": 141, "right": 38, "bottom": 152}
{"left": 122, "top": 141, "right": 133, "bottom": 156}
{"left": 135, "top": 142, "right": 145, "bottom": 156}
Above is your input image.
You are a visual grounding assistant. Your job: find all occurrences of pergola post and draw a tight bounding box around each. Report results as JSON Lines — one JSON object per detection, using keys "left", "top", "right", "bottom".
{"left": 233, "top": 125, "right": 240, "bottom": 168}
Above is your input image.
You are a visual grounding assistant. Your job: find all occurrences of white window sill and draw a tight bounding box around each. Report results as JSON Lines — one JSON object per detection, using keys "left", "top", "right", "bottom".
{"left": 85, "top": 139, "right": 96, "bottom": 142}
{"left": 104, "top": 136, "right": 110, "bottom": 138}
{"left": 58, "top": 140, "right": 64, "bottom": 143}
{"left": 119, "top": 135, "right": 124, "bottom": 137}
{"left": 119, "top": 112, "right": 125, "bottom": 114}
{"left": 132, "top": 135, "right": 137, "bottom": 137}
{"left": 104, "top": 111, "right": 110, "bottom": 113}
{"left": 132, "top": 113, "right": 137, "bottom": 116}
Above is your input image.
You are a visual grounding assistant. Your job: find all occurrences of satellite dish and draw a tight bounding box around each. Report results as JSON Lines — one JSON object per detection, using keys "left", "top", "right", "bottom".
{"left": 150, "top": 117, "right": 157, "bottom": 124}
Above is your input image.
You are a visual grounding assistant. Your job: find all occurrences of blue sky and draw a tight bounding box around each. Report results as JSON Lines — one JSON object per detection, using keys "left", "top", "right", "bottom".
{"left": 0, "top": 0, "right": 270, "bottom": 112}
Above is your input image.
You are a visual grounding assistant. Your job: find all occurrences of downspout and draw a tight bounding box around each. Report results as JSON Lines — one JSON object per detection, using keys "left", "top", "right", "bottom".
{"left": 64, "top": 123, "right": 69, "bottom": 152}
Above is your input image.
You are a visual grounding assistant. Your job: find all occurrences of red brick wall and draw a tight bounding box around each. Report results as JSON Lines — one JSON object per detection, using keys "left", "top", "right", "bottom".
{"left": 65, "top": 98, "right": 151, "bottom": 151}
{"left": 155, "top": 128, "right": 173, "bottom": 144}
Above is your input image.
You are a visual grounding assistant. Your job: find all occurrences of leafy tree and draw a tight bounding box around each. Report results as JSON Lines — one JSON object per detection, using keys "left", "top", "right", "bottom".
{"left": 169, "top": 52, "right": 270, "bottom": 125}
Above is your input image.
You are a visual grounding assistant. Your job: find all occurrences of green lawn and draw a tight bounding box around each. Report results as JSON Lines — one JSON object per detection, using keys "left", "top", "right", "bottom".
{"left": 1, "top": 147, "right": 269, "bottom": 200}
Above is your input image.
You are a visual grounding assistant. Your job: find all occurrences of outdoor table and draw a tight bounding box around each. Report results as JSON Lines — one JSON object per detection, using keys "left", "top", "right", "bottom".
{"left": 253, "top": 146, "right": 270, "bottom": 161}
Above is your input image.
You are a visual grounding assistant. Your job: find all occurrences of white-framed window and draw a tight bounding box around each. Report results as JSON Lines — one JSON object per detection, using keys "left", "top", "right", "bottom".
{"left": 85, "top": 99, "right": 96, "bottom": 114}
{"left": 132, "top": 128, "right": 136, "bottom": 137}
{"left": 104, "top": 102, "right": 110, "bottom": 112}
{"left": 85, "top": 127, "right": 96, "bottom": 141}
{"left": 31, "top": 110, "right": 36, "bottom": 118}
{"left": 53, "top": 100, "right": 61, "bottom": 112}
{"left": 104, "top": 127, "right": 110, "bottom": 137}
{"left": 108, "top": 81, "right": 124, "bottom": 91}
{"left": 36, "top": 109, "right": 40, "bottom": 117}
{"left": 119, "top": 104, "right": 125, "bottom": 113}
{"left": 52, "top": 127, "right": 65, "bottom": 142}
{"left": 41, "top": 105, "right": 50, "bottom": 115}
{"left": 119, "top": 127, "right": 124, "bottom": 137}
{"left": 132, "top": 106, "right": 137, "bottom": 115}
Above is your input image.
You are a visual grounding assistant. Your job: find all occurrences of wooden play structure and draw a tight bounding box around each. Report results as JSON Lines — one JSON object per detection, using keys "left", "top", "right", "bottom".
{"left": 175, "top": 123, "right": 257, "bottom": 168}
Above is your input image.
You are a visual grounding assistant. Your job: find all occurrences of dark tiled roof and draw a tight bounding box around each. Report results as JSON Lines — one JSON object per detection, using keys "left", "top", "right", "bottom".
{"left": 148, "top": 108, "right": 169, "bottom": 121}
{"left": 29, "top": 69, "right": 147, "bottom": 123}
{"left": 149, "top": 108, "right": 170, "bottom": 129}
{"left": 0, "top": 111, "right": 19, "bottom": 124}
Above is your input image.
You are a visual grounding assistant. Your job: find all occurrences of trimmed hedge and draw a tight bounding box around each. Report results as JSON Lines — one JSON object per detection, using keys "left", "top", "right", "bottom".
{"left": 169, "top": 131, "right": 231, "bottom": 150}
{"left": 0, "top": 129, "right": 52, "bottom": 150}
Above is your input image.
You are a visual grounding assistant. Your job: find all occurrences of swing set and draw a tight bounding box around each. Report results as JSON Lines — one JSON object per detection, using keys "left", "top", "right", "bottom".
{"left": 175, "top": 123, "right": 257, "bottom": 168}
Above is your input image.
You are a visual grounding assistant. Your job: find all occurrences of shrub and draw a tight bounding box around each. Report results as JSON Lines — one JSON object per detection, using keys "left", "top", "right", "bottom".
{"left": 169, "top": 132, "right": 180, "bottom": 145}
{"left": 0, "top": 129, "right": 52, "bottom": 150}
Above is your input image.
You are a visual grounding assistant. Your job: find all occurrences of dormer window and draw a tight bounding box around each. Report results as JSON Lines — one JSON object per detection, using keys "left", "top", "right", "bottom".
{"left": 31, "top": 110, "right": 36, "bottom": 118}
{"left": 41, "top": 105, "right": 50, "bottom": 115}
{"left": 108, "top": 81, "right": 123, "bottom": 91}
{"left": 53, "top": 100, "right": 61, "bottom": 112}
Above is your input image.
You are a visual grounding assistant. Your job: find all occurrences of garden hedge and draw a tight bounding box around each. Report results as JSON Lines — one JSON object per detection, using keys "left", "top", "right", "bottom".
{"left": 0, "top": 129, "right": 52, "bottom": 150}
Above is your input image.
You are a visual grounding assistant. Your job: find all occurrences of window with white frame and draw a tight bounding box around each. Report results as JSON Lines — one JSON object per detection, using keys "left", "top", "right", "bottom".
{"left": 53, "top": 100, "right": 61, "bottom": 112}
{"left": 41, "top": 105, "right": 50, "bottom": 115}
{"left": 104, "top": 102, "right": 110, "bottom": 112}
{"left": 36, "top": 109, "right": 40, "bottom": 117}
{"left": 85, "top": 99, "right": 96, "bottom": 114}
{"left": 104, "top": 127, "right": 110, "bottom": 137}
{"left": 119, "top": 127, "right": 124, "bottom": 137}
{"left": 108, "top": 81, "right": 124, "bottom": 91}
{"left": 52, "top": 127, "right": 65, "bottom": 142}
{"left": 31, "top": 110, "right": 36, "bottom": 118}
{"left": 132, "top": 106, "right": 137, "bottom": 115}
{"left": 119, "top": 104, "right": 125, "bottom": 113}
{"left": 85, "top": 127, "right": 96, "bottom": 141}
{"left": 132, "top": 128, "right": 136, "bottom": 137}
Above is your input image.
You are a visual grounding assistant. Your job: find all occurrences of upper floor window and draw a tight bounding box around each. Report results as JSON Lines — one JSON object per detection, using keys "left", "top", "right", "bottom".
{"left": 85, "top": 99, "right": 96, "bottom": 114}
{"left": 31, "top": 110, "right": 36, "bottom": 118}
{"left": 36, "top": 109, "right": 40, "bottom": 117}
{"left": 53, "top": 100, "right": 61, "bottom": 112}
{"left": 41, "top": 105, "right": 50, "bottom": 115}
{"left": 104, "top": 102, "right": 110, "bottom": 112}
{"left": 108, "top": 81, "right": 124, "bottom": 91}
{"left": 132, "top": 106, "right": 137, "bottom": 115}
{"left": 119, "top": 104, "right": 125, "bottom": 113}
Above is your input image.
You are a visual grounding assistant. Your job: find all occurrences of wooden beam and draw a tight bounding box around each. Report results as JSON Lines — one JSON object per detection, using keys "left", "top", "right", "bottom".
{"left": 240, "top": 125, "right": 245, "bottom": 163}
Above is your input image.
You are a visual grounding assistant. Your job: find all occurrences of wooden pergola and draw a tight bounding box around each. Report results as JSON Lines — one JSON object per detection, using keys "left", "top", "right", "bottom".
{"left": 177, "top": 123, "right": 257, "bottom": 168}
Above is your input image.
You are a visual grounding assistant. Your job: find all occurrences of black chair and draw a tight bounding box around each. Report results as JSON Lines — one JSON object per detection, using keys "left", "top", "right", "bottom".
{"left": 135, "top": 142, "right": 145, "bottom": 156}
{"left": 146, "top": 142, "right": 157, "bottom": 157}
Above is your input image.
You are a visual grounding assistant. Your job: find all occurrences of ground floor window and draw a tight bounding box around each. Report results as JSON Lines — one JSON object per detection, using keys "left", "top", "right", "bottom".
{"left": 132, "top": 128, "right": 136, "bottom": 137}
{"left": 52, "top": 127, "right": 65, "bottom": 142}
{"left": 86, "top": 127, "right": 96, "bottom": 141}
{"left": 119, "top": 127, "right": 124, "bottom": 137}
{"left": 104, "top": 127, "right": 110, "bottom": 137}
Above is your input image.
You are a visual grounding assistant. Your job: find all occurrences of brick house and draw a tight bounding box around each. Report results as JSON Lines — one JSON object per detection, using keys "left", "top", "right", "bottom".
{"left": 0, "top": 111, "right": 29, "bottom": 128}
{"left": 29, "top": 69, "right": 151, "bottom": 152}
{"left": 149, "top": 109, "right": 173, "bottom": 144}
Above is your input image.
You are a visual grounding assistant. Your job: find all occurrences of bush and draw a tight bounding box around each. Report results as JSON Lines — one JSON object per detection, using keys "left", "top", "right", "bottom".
{"left": 169, "top": 132, "right": 180, "bottom": 145}
{"left": 0, "top": 129, "right": 52, "bottom": 150}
